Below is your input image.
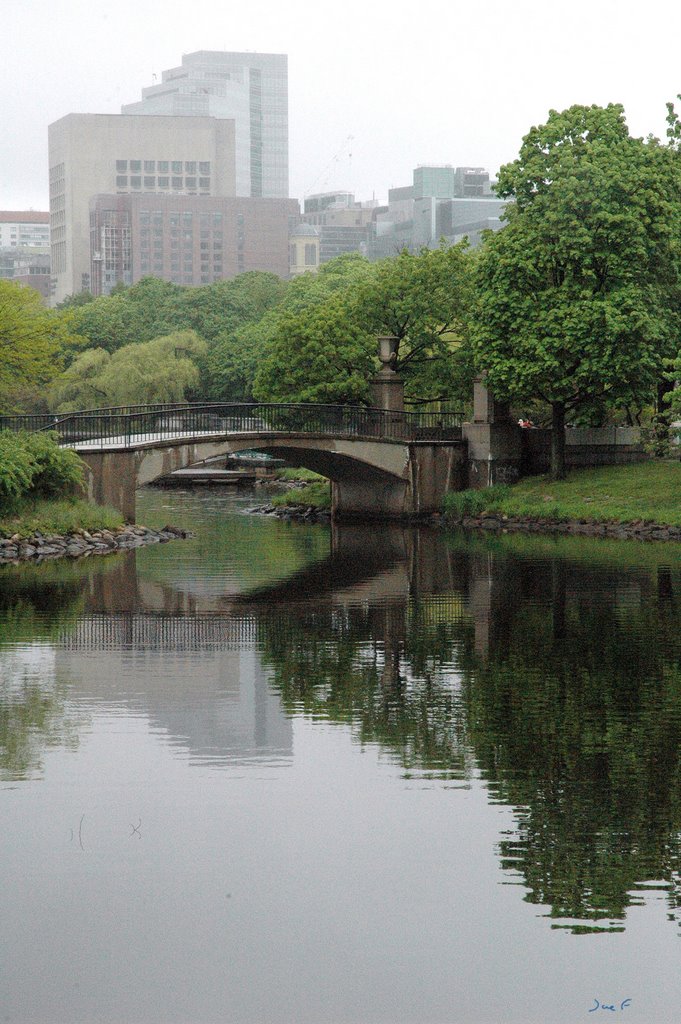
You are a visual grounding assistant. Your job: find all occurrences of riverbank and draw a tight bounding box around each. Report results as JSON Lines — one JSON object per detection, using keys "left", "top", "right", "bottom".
{"left": 0, "top": 497, "right": 191, "bottom": 563}
{"left": 252, "top": 461, "right": 681, "bottom": 540}
{"left": 0, "top": 522, "right": 192, "bottom": 564}
{"left": 442, "top": 462, "right": 681, "bottom": 540}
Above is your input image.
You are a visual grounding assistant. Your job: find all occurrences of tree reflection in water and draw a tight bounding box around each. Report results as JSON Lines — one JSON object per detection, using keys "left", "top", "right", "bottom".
{"left": 251, "top": 528, "right": 681, "bottom": 934}
{"left": 0, "top": 559, "right": 100, "bottom": 781}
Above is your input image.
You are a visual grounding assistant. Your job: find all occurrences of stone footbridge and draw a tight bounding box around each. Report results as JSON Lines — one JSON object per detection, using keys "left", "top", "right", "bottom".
{"left": 3, "top": 403, "right": 467, "bottom": 521}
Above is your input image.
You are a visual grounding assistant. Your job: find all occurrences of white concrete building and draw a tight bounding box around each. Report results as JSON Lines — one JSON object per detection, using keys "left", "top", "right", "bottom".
{"left": 48, "top": 113, "right": 236, "bottom": 303}
{"left": 122, "top": 51, "right": 288, "bottom": 200}
{"left": 0, "top": 211, "right": 50, "bottom": 250}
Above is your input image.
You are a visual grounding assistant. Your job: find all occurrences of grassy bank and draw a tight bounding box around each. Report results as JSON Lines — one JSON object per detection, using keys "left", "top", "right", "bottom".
{"left": 270, "top": 469, "right": 331, "bottom": 510}
{"left": 0, "top": 497, "right": 124, "bottom": 539}
{"left": 443, "top": 462, "right": 681, "bottom": 527}
{"left": 271, "top": 480, "right": 331, "bottom": 510}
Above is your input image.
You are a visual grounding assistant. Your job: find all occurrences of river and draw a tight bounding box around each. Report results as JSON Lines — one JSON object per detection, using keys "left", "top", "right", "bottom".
{"left": 2, "top": 486, "right": 681, "bottom": 1023}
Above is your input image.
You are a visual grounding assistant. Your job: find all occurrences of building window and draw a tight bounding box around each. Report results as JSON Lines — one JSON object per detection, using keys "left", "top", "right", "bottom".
{"left": 130, "top": 176, "right": 141, "bottom": 188}
{"left": 212, "top": 213, "right": 222, "bottom": 225}
{"left": 144, "top": 176, "right": 155, "bottom": 188}
{"left": 130, "top": 160, "right": 141, "bottom": 172}
{"left": 172, "top": 161, "right": 182, "bottom": 174}
{"left": 172, "top": 177, "right": 183, "bottom": 189}
{"left": 199, "top": 177, "right": 210, "bottom": 189}
{"left": 116, "top": 160, "right": 127, "bottom": 171}
{"left": 185, "top": 177, "right": 196, "bottom": 189}
{"left": 158, "top": 177, "right": 169, "bottom": 188}
{"left": 144, "top": 160, "right": 155, "bottom": 172}
{"left": 158, "top": 161, "right": 169, "bottom": 174}
{"left": 185, "top": 161, "right": 196, "bottom": 173}
{"left": 116, "top": 176, "right": 128, "bottom": 187}
{"left": 305, "top": 244, "right": 317, "bottom": 266}
{"left": 200, "top": 242, "right": 209, "bottom": 251}
{"left": 199, "top": 162, "right": 210, "bottom": 174}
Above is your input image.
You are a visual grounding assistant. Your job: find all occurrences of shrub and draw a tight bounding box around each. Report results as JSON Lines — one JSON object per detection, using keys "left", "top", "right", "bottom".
{"left": 0, "top": 432, "right": 36, "bottom": 504}
{"left": 22, "top": 432, "right": 83, "bottom": 498}
{"left": 0, "top": 430, "right": 84, "bottom": 511}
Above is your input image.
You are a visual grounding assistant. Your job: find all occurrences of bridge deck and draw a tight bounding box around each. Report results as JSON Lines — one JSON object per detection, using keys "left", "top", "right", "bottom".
{"left": 0, "top": 402, "right": 463, "bottom": 449}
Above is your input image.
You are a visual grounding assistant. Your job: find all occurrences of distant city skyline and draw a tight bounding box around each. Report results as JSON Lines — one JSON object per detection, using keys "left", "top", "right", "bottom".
{"left": 3, "top": 0, "right": 680, "bottom": 212}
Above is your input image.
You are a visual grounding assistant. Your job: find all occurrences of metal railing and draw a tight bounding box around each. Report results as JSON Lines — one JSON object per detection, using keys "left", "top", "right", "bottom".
{"left": 0, "top": 402, "right": 463, "bottom": 448}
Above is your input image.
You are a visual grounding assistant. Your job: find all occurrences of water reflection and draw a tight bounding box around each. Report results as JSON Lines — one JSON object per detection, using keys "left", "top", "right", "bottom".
{"left": 3, "top": 507, "right": 681, "bottom": 938}
{"left": 241, "top": 528, "right": 681, "bottom": 934}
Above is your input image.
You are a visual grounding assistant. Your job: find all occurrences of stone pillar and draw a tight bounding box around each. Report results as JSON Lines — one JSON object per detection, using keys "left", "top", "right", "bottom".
{"left": 370, "top": 335, "right": 404, "bottom": 413}
{"left": 78, "top": 450, "right": 137, "bottom": 521}
{"left": 463, "top": 376, "right": 521, "bottom": 489}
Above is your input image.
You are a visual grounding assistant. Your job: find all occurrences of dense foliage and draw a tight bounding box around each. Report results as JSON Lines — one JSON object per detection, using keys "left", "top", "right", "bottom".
{"left": 50, "top": 330, "right": 207, "bottom": 410}
{"left": 0, "top": 281, "right": 80, "bottom": 414}
{"left": 0, "top": 431, "right": 83, "bottom": 510}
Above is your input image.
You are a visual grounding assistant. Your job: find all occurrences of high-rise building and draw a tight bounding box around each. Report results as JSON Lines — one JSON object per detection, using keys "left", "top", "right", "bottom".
{"left": 48, "top": 113, "right": 236, "bottom": 302}
{"left": 122, "top": 51, "right": 289, "bottom": 200}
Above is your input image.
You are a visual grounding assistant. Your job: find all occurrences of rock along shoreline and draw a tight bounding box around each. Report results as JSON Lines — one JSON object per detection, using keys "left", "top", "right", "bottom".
{"left": 246, "top": 502, "right": 681, "bottom": 542}
{"left": 440, "top": 512, "right": 681, "bottom": 542}
{"left": 245, "top": 503, "right": 332, "bottom": 525}
{"left": 0, "top": 524, "right": 193, "bottom": 565}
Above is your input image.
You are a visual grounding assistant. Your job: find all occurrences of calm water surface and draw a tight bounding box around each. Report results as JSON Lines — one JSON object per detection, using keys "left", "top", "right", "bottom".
{"left": 2, "top": 487, "right": 681, "bottom": 1023}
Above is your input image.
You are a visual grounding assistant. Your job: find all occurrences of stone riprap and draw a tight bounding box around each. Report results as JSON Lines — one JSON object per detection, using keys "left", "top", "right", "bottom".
{"left": 245, "top": 503, "right": 332, "bottom": 525}
{"left": 0, "top": 524, "right": 192, "bottom": 564}
{"left": 443, "top": 512, "right": 681, "bottom": 542}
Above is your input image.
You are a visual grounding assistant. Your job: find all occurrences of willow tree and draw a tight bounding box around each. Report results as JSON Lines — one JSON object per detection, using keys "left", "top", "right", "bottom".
{"left": 473, "top": 103, "right": 681, "bottom": 479}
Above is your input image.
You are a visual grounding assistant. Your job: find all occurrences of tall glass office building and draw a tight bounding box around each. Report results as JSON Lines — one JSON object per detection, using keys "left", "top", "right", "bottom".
{"left": 122, "top": 51, "right": 289, "bottom": 199}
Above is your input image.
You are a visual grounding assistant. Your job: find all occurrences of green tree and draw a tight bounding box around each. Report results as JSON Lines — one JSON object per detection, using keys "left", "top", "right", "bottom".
{"left": 353, "top": 244, "right": 474, "bottom": 405}
{"left": 65, "top": 273, "right": 289, "bottom": 403}
{"left": 253, "top": 248, "right": 475, "bottom": 407}
{"left": 473, "top": 104, "right": 681, "bottom": 478}
{"left": 50, "top": 330, "right": 207, "bottom": 410}
{"left": 0, "top": 281, "right": 78, "bottom": 413}
{"left": 68, "top": 293, "right": 147, "bottom": 353}
{"left": 253, "top": 290, "right": 375, "bottom": 404}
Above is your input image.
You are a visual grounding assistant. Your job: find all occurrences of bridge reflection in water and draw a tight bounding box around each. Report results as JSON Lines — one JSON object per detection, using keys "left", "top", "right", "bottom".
{"left": 6, "top": 516, "right": 681, "bottom": 937}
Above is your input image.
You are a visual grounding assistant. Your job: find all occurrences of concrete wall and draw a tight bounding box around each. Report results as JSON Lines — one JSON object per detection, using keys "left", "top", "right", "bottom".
{"left": 520, "top": 427, "right": 646, "bottom": 475}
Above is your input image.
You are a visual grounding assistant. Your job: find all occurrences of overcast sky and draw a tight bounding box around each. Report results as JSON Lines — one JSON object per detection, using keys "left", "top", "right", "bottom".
{"left": 4, "top": 0, "right": 681, "bottom": 210}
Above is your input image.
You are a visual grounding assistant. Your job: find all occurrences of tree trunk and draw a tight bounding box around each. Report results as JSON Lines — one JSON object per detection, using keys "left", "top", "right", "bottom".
{"left": 657, "top": 377, "right": 672, "bottom": 415}
{"left": 550, "top": 401, "right": 566, "bottom": 480}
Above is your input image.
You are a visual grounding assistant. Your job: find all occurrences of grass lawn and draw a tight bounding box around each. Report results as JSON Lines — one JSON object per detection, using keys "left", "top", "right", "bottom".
{"left": 443, "top": 461, "right": 681, "bottom": 526}
{"left": 271, "top": 480, "right": 331, "bottom": 510}
{"left": 0, "top": 497, "right": 124, "bottom": 539}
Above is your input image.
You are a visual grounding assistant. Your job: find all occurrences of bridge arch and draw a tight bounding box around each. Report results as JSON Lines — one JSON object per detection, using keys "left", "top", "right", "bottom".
{"left": 78, "top": 430, "right": 466, "bottom": 521}
{"left": 132, "top": 434, "right": 412, "bottom": 519}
